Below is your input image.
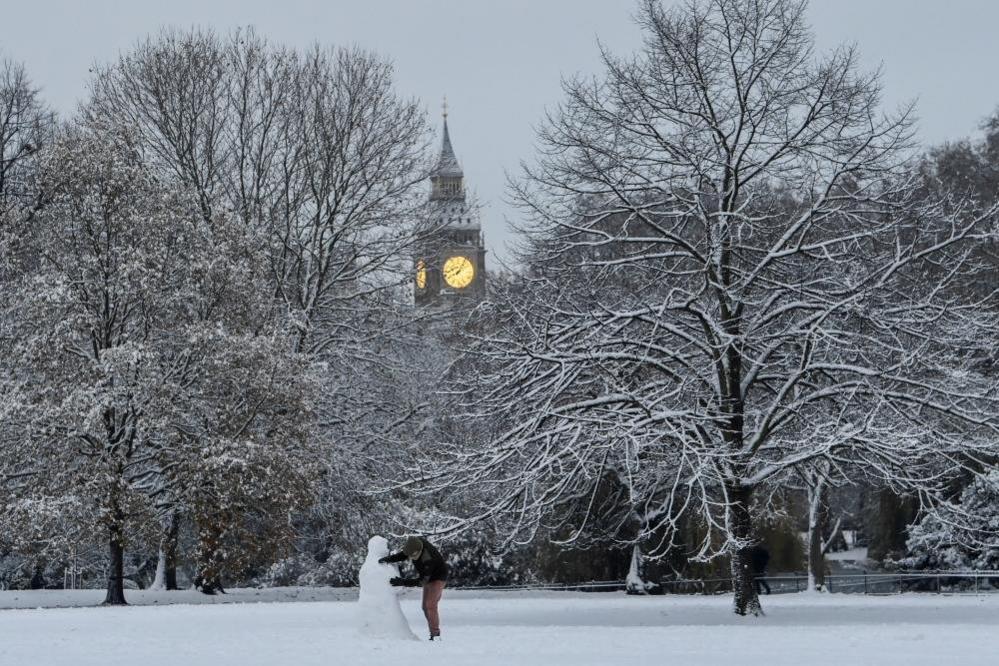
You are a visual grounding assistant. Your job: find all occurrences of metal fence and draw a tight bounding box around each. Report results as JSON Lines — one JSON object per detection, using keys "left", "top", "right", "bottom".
{"left": 662, "top": 570, "right": 999, "bottom": 595}
{"left": 804, "top": 571, "right": 998, "bottom": 595}
{"left": 457, "top": 571, "right": 999, "bottom": 595}
{"left": 456, "top": 580, "right": 628, "bottom": 593}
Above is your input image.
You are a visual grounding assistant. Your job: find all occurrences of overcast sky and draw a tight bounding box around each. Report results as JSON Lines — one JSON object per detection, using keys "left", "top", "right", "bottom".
{"left": 3, "top": 1, "right": 998, "bottom": 263}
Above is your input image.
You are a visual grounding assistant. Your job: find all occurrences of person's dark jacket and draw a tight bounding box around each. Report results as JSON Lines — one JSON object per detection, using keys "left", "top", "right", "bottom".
{"left": 381, "top": 537, "right": 448, "bottom": 585}
{"left": 748, "top": 545, "right": 770, "bottom": 574}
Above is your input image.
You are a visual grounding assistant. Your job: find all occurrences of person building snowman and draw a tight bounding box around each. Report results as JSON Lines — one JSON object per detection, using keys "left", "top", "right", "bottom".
{"left": 379, "top": 535, "right": 449, "bottom": 641}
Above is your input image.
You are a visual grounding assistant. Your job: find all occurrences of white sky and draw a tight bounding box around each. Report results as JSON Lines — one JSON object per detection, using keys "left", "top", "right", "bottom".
{"left": 3, "top": 1, "right": 998, "bottom": 263}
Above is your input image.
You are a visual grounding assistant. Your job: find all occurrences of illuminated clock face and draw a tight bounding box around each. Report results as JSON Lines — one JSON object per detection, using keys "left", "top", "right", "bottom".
{"left": 442, "top": 255, "right": 475, "bottom": 289}
{"left": 415, "top": 259, "right": 427, "bottom": 290}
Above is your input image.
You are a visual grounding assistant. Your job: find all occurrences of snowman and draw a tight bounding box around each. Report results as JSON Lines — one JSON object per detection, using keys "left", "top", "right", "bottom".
{"left": 357, "top": 535, "right": 418, "bottom": 640}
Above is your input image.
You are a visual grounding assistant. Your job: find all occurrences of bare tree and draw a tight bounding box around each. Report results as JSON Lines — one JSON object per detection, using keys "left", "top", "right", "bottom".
{"left": 0, "top": 59, "right": 52, "bottom": 222}
{"left": 272, "top": 45, "right": 429, "bottom": 354}
{"left": 423, "top": 0, "right": 999, "bottom": 616}
{"left": 86, "top": 29, "right": 231, "bottom": 224}
{"left": 87, "top": 29, "right": 432, "bottom": 347}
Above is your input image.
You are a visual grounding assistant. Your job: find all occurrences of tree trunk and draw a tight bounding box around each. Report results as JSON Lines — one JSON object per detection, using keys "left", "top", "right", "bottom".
{"left": 103, "top": 528, "right": 127, "bottom": 605}
{"left": 163, "top": 511, "right": 180, "bottom": 590}
{"left": 729, "top": 485, "right": 762, "bottom": 616}
{"left": 150, "top": 549, "right": 167, "bottom": 591}
{"left": 626, "top": 543, "right": 648, "bottom": 595}
{"left": 807, "top": 477, "right": 827, "bottom": 591}
{"left": 150, "top": 511, "right": 180, "bottom": 591}
{"left": 866, "top": 488, "right": 917, "bottom": 562}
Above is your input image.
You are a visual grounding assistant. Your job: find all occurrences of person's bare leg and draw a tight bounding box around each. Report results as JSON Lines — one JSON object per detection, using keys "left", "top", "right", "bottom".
{"left": 422, "top": 580, "right": 445, "bottom": 638}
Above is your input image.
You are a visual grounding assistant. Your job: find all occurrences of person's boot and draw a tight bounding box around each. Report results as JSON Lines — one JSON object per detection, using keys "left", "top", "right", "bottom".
{"left": 429, "top": 633, "right": 441, "bottom": 641}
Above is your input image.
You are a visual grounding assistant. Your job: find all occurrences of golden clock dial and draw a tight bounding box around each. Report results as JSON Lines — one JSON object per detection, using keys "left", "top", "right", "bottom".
{"left": 442, "top": 255, "right": 475, "bottom": 289}
{"left": 415, "top": 259, "right": 427, "bottom": 289}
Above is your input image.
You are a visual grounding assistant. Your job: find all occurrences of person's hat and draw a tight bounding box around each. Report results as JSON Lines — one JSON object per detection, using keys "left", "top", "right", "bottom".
{"left": 402, "top": 536, "right": 423, "bottom": 560}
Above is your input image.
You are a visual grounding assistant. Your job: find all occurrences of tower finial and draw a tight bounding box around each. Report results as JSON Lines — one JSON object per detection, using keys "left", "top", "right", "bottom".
{"left": 442, "top": 95, "right": 448, "bottom": 121}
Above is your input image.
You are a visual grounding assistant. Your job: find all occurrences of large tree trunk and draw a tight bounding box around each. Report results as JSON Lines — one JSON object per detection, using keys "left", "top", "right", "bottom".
{"left": 103, "top": 526, "right": 127, "bottom": 606}
{"left": 729, "top": 485, "right": 762, "bottom": 616}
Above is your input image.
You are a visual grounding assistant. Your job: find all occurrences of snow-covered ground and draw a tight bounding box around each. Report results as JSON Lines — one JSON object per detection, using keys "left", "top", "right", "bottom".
{"left": 1, "top": 590, "right": 996, "bottom": 666}
{"left": 826, "top": 546, "right": 869, "bottom": 561}
{"left": 0, "top": 585, "right": 357, "bottom": 610}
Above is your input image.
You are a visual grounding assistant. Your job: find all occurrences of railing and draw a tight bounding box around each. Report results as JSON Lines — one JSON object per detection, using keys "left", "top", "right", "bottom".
{"left": 456, "top": 580, "right": 627, "bottom": 592}
{"left": 455, "top": 571, "right": 999, "bottom": 595}
{"left": 660, "top": 570, "right": 999, "bottom": 595}
{"left": 805, "top": 570, "right": 999, "bottom": 595}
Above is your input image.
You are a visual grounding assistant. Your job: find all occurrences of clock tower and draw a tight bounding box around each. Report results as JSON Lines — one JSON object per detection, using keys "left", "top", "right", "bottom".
{"left": 414, "top": 105, "right": 486, "bottom": 306}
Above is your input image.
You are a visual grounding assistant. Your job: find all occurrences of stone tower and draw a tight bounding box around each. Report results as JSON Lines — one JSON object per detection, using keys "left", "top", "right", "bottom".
{"left": 414, "top": 106, "right": 486, "bottom": 306}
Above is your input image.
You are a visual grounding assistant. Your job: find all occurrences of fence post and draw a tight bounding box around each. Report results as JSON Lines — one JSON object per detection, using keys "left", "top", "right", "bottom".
{"left": 936, "top": 573, "right": 941, "bottom": 594}
{"left": 864, "top": 571, "right": 868, "bottom": 595}
{"left": 898, "top": 574, "right": 903, "bottom": 594}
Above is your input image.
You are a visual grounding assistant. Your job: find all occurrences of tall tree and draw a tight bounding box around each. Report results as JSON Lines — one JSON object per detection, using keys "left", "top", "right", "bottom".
{"left": 426, "top": 0, "right": 999, "bottom": 616}
{"left": 0, "top": 115, "right": 318, "bottom": 601}
{"left": 84, "top": 29, "right": 435, "bottom": 577}
{"left": 2, "top": 122, "right": 194, "bottom": 604}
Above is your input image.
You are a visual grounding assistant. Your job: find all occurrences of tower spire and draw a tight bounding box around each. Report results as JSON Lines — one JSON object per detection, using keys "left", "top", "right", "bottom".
{"left": 433, "top": 97, "right": 463, "bottom": 179}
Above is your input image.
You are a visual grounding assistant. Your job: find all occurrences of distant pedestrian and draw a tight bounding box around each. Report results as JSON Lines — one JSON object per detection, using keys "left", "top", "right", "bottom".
{"left": 380, "top": 536, "right": 449, "bottom": 641}
{"left": 748, "top": 545, "right": 771, "bottom": 595}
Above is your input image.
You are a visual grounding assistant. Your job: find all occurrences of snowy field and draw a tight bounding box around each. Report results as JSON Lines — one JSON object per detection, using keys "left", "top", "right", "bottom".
{"left": 2, "top": 589, "right": 997, "bottom": 665}
{"left": 0, "top": 585, "right": 357, "bottom": 610}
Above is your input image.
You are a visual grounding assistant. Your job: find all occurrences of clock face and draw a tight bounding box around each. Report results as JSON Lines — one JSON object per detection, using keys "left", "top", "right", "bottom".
{"left": 415, "top": 259, "right": 427, "bottom": 290}
{"left": 442, "top": 255, "right": 475, "bottom": 289}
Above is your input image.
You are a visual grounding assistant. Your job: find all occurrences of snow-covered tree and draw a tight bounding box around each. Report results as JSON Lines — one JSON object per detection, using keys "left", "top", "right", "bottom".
{"left": 177, "top": 334, "right": 318, "bottom": 593}
{"left": 77, "top": 28, "right": 440, "bottom": 576}
{"left": 424, "top": 0, "right": 999, "bottom": 616}
{"left": 0, "top": 111, "right": 322, "bottom": 600}
{"left": 1, "top": 62, "right": 53, "bottom": 511}
{"left": 1, "top": 122, "right": 197, "bottom": 604}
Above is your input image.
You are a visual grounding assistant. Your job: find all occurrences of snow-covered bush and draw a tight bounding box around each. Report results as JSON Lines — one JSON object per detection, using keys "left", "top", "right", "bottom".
{"left": 0, "top": 554, "right": 46, "bottom": 590}
{"left": 255, "top": 555, "right": 310, "bottom": 588}
{"left": 445, "top": 538, "right": 530, "bottom": 587}
{"left": 904, "top": 471, "right": 999, "bottom": 570}
{"left": 254, "top": 550, "right": 362, "bottom": 588}
{"left": 296, "top": 550, "right": 364, "bottom": 588}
